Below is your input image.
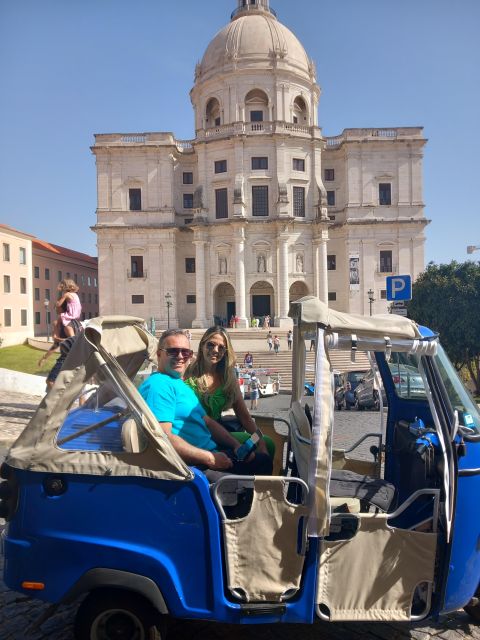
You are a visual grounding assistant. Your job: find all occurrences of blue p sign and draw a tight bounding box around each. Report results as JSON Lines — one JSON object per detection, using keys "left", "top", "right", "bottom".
{"left": 386, "top": 275, "right": 412, "bottom": 301}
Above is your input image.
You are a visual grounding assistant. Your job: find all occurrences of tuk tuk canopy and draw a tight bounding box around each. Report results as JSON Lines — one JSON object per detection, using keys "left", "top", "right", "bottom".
{"left": 6, "top": 316, "right": 193, "bottom": 481}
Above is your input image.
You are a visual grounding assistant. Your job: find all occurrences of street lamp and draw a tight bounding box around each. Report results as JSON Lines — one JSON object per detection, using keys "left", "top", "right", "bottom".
{"left": 43, "top": 298, "right": 50, "bottom": 342}
{"left": 165, "top": 293, "right": 173, "bottom": 329}
{"left": 367, "top": 289, "right": 375, "bottom": 317}
{"left": 467, "top": 245, "right": 480, "bottom": 254}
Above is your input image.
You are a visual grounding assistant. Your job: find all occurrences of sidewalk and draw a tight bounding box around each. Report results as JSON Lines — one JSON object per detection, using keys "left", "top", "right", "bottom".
{"left": 0, "top": 390, "right": 41, "bottom": 447}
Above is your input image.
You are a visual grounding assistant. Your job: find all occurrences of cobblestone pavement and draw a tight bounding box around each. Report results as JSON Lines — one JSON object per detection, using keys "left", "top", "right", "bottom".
{"left": 1, "top": 391, "right": 479, "bottom": 639}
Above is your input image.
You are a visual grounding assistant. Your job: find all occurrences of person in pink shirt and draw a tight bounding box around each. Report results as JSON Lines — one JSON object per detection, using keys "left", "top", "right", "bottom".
{"left": 55, "top": 279, "right": 82, "bottom": 338}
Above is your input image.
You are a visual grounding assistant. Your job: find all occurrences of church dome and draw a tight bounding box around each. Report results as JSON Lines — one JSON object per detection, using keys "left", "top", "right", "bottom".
{"left": 198, "top": 11, "right": 314, "bottom": 83}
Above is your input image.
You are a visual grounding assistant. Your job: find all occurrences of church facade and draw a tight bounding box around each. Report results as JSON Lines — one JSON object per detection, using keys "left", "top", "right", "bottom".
{"left": 92, "top": 0, "right": 428, "bottom": 328}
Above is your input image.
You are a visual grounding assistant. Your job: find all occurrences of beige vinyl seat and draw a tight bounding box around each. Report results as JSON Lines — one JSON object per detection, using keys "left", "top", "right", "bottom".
{"left": 289, "top": 401, "right": 396, "bottom": 512}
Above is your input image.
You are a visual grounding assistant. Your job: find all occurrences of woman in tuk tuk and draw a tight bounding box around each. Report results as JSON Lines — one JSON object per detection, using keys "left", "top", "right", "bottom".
{"left": 184, "top": 326, "right": 274, "bottom": 459}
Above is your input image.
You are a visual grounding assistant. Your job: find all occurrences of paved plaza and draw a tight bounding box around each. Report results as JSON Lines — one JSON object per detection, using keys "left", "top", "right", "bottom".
{"left": 1, "top": 390, "right": 479, "bottom": 639}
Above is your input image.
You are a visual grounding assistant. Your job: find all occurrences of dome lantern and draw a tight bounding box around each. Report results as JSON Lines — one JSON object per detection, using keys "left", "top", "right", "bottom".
{"left": 231, "top": 0, "right": 277, "bottom": 21}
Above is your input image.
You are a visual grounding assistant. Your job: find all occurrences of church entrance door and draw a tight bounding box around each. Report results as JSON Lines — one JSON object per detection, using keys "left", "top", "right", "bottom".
{"left": 226, "top": 301, "right": 236, "bottom": 322}
{"left": 252, "top": 295, "right": 270, "bottom": 317}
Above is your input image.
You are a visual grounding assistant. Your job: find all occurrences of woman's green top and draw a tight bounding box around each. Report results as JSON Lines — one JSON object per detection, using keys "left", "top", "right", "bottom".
{"left": 185, "top": 377, "right": 228, "bottom": 421}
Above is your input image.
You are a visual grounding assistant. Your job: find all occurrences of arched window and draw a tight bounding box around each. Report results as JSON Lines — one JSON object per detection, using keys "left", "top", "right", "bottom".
{"left": 206, "top": 97, "right": 221, "bottom": 127}
{"left": 245, "top": 89, "right": 269, "bottom": 123}
{"left": 293, "top": 96, "right": 308, "bottom": 124}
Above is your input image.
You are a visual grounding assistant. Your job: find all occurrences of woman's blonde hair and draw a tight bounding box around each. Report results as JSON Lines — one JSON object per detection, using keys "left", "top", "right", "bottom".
{"left": 59, "top": 278, "right": 79, "bottom": 293}
{"left": 185, "top": 326, "right": 238, "bottom": 409}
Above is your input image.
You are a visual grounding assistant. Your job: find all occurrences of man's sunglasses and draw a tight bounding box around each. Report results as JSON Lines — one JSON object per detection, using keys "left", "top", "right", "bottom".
{"left": 160, "top": 348, "right": 193, "bottom": 359}
{"left": 205, "top": 341, "right": 227, "bottom": 354}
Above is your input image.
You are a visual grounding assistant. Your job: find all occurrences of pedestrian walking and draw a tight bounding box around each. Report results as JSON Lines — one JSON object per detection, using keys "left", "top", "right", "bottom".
{"left": 249, "top": 371, "right": 260, "bottom": 410}
{"left": 267, "top": 331, "right": 273, "bottom": 351}
{"left": 273, "top": 335, "right": 280, "bottom": 354}
{"left": 287, "top": 329, "right": 293, "bottom": 350}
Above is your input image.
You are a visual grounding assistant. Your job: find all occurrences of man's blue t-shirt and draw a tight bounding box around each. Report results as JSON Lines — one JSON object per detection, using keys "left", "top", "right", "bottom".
{"left": 139, "top": 372, "right": 217, "bottom": 452}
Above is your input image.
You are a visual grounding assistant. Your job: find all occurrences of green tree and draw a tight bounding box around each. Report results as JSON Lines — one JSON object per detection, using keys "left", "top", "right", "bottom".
{"left": 407, "top": 261, "right": 480, "bottom": 395}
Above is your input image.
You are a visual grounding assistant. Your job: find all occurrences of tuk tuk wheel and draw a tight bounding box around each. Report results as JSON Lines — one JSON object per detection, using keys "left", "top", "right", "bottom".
{"left": 74, "top": 589, "right": 165, "bottom": 640}
{"left": 465, "top": 590, "right": 480, "bottom": 623}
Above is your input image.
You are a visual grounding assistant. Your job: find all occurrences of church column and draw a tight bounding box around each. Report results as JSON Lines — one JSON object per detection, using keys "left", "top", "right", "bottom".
{"left": 192, "top": 234, "right": 208, "bottom": 328}
{"left": 277, "top": 233, "right": 290, "bottom": 326}
{"left": 233, "top": 225, "right": 248, "bottom": 328}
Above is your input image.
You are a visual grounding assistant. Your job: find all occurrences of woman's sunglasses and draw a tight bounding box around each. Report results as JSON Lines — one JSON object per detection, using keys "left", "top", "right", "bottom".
{"left": 160, "top": 348, "right": 193, "bottom": 359}
{"left": 205, "top": 341, "right": 227, "bottom": 355}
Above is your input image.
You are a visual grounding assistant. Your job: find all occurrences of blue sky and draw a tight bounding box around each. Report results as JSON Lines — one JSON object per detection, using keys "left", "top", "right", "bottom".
{"left": 1, "top": 0, "right": 479, "bottom": 263}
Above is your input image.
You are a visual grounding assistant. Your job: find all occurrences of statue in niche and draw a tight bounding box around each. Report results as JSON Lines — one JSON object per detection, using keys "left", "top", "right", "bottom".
{"left": 219, "top": 256, "right": 227, "bottom": 274}
{"left": 257, "top": 253, "right": 267, "bottom": 273}
{"left": 296, "top": 253, "right": 304, "bottom": 273}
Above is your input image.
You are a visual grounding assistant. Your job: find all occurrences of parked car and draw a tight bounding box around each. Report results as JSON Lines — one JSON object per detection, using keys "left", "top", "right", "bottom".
{"left": 335, "top": 370, "right": 368, "bottom": 410}
{"left": 389, "top": 363, "right": 426, "bottom": 400}
{"left": 353, "top": 368, "right": 387, "bottom": 410}
{"left": 240, "top": 369, "right": 280, "bottom": 399}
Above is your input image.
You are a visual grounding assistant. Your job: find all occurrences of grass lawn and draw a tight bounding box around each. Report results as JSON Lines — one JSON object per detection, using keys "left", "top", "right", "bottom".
{"left": 0, "top": 344, "right": 55, "bottom": 376}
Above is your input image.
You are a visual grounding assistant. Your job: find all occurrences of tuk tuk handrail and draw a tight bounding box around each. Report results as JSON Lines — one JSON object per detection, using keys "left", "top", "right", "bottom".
{"left": 342, "top": 432, "right": 381, "bottom": 454}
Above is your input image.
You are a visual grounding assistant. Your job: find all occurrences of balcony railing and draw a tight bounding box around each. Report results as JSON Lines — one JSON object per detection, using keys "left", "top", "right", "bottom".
{"left": 376, "top": 264, "right": 397, "bottom": 275}
{"left": 127, "top": 270, "right": 147, "bottom": 279}
{"left": 231, "top": 5, "right": 277, "bottom": 19}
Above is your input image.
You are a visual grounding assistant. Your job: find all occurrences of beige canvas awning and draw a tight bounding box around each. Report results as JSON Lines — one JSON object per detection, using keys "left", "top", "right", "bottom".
{"left": 6, "top": 316, "right": 193, "bottom": 481}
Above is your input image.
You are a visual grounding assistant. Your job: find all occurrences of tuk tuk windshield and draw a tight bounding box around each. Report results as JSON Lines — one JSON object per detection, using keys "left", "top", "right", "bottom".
{"left": 434, "top": 344, "right": 480, "bottom": 434}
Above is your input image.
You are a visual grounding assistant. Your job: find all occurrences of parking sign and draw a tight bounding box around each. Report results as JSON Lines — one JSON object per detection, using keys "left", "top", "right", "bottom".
{"left": 386, "top": 275, "right": 412, "bottom": 301}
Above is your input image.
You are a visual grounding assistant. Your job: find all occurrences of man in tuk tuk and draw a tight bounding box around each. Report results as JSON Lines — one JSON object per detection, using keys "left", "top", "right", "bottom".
{"left": 139, "top": 329, "right": 272, "bottom": 475}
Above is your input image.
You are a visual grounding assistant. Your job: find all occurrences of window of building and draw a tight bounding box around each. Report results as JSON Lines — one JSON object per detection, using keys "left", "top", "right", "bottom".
{"left": 45, "top": 289, "right": 50, "bottom": 300}
{"left": 58, "top": 270, "right": 63, "bottom": 282}
{"left": 82, "top": 292, "right": 86, "bottom": 303}
{"left": 19, "top": 247, "right": 26, "bottom": 265}
{"left": 183, "top": 193, "right": 194, "bottom": 209}
{"left": 293, "top": 158, "right": 305, "bottom": 171}
{"left": 45, "top": 268, "right": 50, "bottom": 280}
{"left": 184, "top": 217, "right": 193, "bottom": 225}
{"left": 183, "top": 172, "right": 193, "bottom": 184}
{"left": 35, "top": 311, "right": 41, "bottom": 325}
{"left": 215, "top": 188, "right": 228, "bottom": 219}
{"left": 3, "top": 275, "right": 11, "bottom": 293}
{"left": 293, "top": 186, "right": 306, "bottom": 217}
{"left": 95, "top": 293, "right": 98, "bottom": 304}
{"left": 328, "top": 292, "right": 337, "bottom": 302}
{"left": 252, "top": 185, "right": 269, "bottom": 217}
{"left": 35, "top": 287, "right": 40, "bottom": 301}
{"left": 186, "top": 294, "right": 196, "bottom": 304}
{"left": 130, "top": 255, "right": 144, "bottom": 278}
{"left": 324, "top": 168, "right": 335, "bottom": 181}
{"left": 251, "top": 157, "right": 268, "bottom": 170}
{"left": 131, "top": 295, "right": 144, "bottom": 304}
{"left": 129, "top": 188, "right": 142, "bottom": 211}
{"left": 74, "top": 273, "right": 78, "bottom": 283}
{"left": 46, "top": 310, "right": 51, "bottom": 324}
{"left": 293, "top": 116, "right": 298, "bottom": 124}
{"left": 214, "top": 160, "right": 227, "bottom": 174}
{"left": 250, "top": 110, "right": 264, "bottom": 122}
{"left": 380, "top": 289, "right": 387, "bottom": 300}
{"left": 3, "top": 243, "right": 10, "bottom": 261}
{"left": 327, "top": 254, "right": 336, "bottom": 270}
{"left": 379, "top": 183, "right": 392, "bottom": 205}
{"left": 214, "top": 117, "right": 221, "bottom": 126}
{"left": 327, "top": 190, "right": 335, "bottom": 206}
{"left": 20, "top": 277, "right": 27, "bottom": 294}
{"left": 87, "top": 276, "right": 91, "bottom": 286}
{"left": 4, "top": 309, "right": 12, "bottom": 327}
{"left": 34, "top": 266, "right": 39, "bottom": 278}
{"left": 88, "top": 293, "right": 92, "bottom": 303}
{"left": 80, "top": 274, "right": 84, "bottom": 285}
{"left": 21, "top": 309, "right": 27, "bottom": 326}
{"left": 185, "top": 258, "right": 196, "bottom": 273}
{"left": 66, "top": 272, "right": 70, "bottom": 279}
{"left": 379, "top": 250, "right": 393, "bottom": 273}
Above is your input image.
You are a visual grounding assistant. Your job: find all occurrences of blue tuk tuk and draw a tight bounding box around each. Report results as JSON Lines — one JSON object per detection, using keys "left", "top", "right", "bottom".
{"left": 1, "top": 297, "right": 480, "bottom": 638}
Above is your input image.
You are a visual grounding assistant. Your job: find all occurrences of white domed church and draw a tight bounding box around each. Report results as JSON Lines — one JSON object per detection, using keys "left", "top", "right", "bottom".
{"left": 92, "top": 0, "right": 428, "bottom": 328}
